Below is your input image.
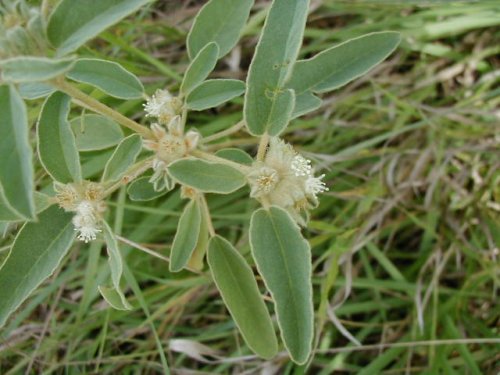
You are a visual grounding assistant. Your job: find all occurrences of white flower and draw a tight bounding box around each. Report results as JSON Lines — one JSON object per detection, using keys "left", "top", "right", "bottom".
{"left": 72, "top": 200, "right": 101, "bottom": 243}
{"left": 291, "top": 155, "right": 312, "bottom": 177}
{"left": 247, "top": 137, "right": 328, "bottom": 225}
{"left": 248, "top": 166, "right": 280, "bottom": 198}
{"left": 143, "top": 89, "right": 181, "bottom": 124}
{"left": 305, "top": 174, "right": 328, "bottom": 196}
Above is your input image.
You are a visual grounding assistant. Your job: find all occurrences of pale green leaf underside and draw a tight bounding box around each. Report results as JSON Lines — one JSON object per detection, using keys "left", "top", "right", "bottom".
{"left": 37, "top": 92, "right": 82, "bottom": 184}
{"left": 0, "top": 206, "right": 75, "bottom": 328}
{"left": 0, "top": 57, "right": 75, "bottom": 82}
{"left": 47, "top": 0, "right": 152, "bottom": 56}
{"left": 67, "top": 58, "right": 144, "bottom": 99}
{"left": 127, "top": 176, "right": 166, "bottom": 201}
{"left": 266, "top": 88, "right": 295, "bottom": 136}
{"left": 99, "top": 221, "right": 132, "bottom": 310}
{"left": 208, "top": 235, "right": 278, "bottom": 359}
{"left": 71, "top": 114, "right": 124, "bottom": 152}
{"left": 0, "top": 85, "right": 35, "bottom": 220}
{"left": 18, "top": 82, "right": 56, "bottom": 100}
{"left": 168, "top": 158, "right": 246, "bottom": 194}
{"left": 287, "top": 31, "right": 402, "bottom": 94}
{"left": 187, "top": 0, "right": 253, "bottom": 59}
{"left": 181, "top": 42, "right": 219, "bottom": 95}
{"left": 101, "top": 134, "right": 142, "bottom": 183}
{"left": 169, "top": 200, "right": 202, "bottom": 272}
{"left": 186, "top": 79, "right": 245, "bottom": 111}
{"left": 244, "top": 0, "right": 310, "bottom": 136}
{"left": 249, "top": 206, "right": 314, "bottom": 364}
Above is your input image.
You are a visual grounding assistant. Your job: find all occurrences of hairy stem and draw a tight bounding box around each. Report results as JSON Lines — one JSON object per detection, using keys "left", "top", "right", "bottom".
{"left": 256, "top": 133, "right": 269, "bottom": 161}
{"left": 192, "top": 149, "right": 251, "bottom": 173}
{"left": 103, "top": 157, "right": 154, "bottom": 197}
{"left": 50, "top": 79, "right": 153, "bottom": 138}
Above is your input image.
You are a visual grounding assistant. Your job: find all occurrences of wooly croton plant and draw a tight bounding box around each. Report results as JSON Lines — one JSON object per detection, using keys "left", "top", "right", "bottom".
{"left": 0, "top": 0, "right": 400, "bottom": 364}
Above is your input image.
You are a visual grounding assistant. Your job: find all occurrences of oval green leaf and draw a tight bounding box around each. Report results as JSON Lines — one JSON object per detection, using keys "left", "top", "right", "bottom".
{"left": 0, "top": 57, "right": 76, "bottom": 83}
{"left": 181, "top": 42, "right": 219, "bottom": 95}
{"left": 215, "top": 148, "right": 253, "bottom": 165}
{"left": 37, "top": 92, "right": 82, "bottom": 183}
{"left": 169, "top": 200, "right": 202, "bottom": 272}
{"left": 101, "top": 134, "right": 142, "bottom": 183}
{"left": 67, "top": 58, "right": 144, "bottom": 99}
{"left": 71, "top": 114, "right": 124, "bottom": 152}
{"left": 186, "top": 79, "right": 245, "bottom": 111}
{"left": 99, "top": 221, "right": 132, "bottom": 310}
{"left": 244, "top": 0, "right": 310, "bottom": 136}
{"left": 287, "top": 32, "right": 402, "bottom": 94}
{"left": 0, "top": 85, "right": 35, "bottom": 220}
{"left": 292, "top": 91, "right": 322, "bottom": 119}
{"left": 249, "top": 206, "right": 313, "bottom": 364}
{"left": 0, "top": 205, "right": 75, "bottom": 328}
{"left": 187, "top": 0, "right": 253, "bottom": 59}
{"left": 0, "top": 193, "right": 52, "bottom": 223}
{"left": 127, "top": 176, "right": 166, "bottom": 201}
{"left": 168, "top": 158, "right": 246, "bottom": 194}
{"left": 208, "top": 235, "right": 278, "bottom": 359}
{"left": 47, "top": 0, "right": 152, "bottom": 56}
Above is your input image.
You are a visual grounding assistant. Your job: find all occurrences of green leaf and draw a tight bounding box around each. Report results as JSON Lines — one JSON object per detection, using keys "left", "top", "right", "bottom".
{"left": 215, "top": 148, "right": 253, "bottom": 165}
{"left": 187, "top": 0, "right": 253, "bottom": 59}
{"left": 265, "top": 88, "right": 295, "bottom": 136}
{"left": 0, "top": 57, "right": 76, "bottom": 82}
{"left": 127, "top": 176, "right": 166, "bottom": 201}
{"left": 18, "top": 82, "right": 56, "bottom": 100}
{"left": 101, "top": 134, "right": 142, "bottom": 183}
{"left": 187, "top": 204, "right": 209, "bottom": 271}
{"left": 71, "top": 114, "right": 124, "bottom": 152}
{"left": 249, "top": 206, "right": 313, "bottom": 364}
{"left": 186, "top": 79, "right": 245, "bottom": 111}
{"left": 292, "top": 91, "right": 321, "bottom": 119}
{"left": 168, "top": 158, "right": 246, "bottom": 194}
{"left": 169, "top": 200, "right": 202, "bottom": 272}
{"left": 208, "top": 235, "right": 278, "bottom": 359}
{"left": 0, "top": 193, "right": 52, "bottom": 222}
{"left": 0, "top": 85, "right": 35, "bottom": 220}
{"left": 0, "top": 205, "right": 75, "bottom": 328}
{"left": 37, "top": 92, "right": 82, "bottom": 183}
{"left": 244, "top": 0, "right": 310, "bottom": 136}
{"left": 181, "top": 42, "right": 219, "bottom": 95}
{"left": 287, "top": 31, "right": 401, "bottom": 94}
{"left": 98, "top": 221, "right": 132, "bottom": 310}
{"left": 47, "top": 0, "right": 152, "bottom": 56}
{"left": 67, "top": 58, "right": 144, "bottom": 99}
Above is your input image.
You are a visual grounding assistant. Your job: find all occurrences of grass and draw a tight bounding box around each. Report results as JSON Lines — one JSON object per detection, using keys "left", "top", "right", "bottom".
{"left": 1, "top": 0, "right": 499, "bottom": 373}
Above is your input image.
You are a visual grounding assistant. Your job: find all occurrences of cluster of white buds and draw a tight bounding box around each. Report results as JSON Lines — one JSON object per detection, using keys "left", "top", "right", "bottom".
{"left": 143, "top": 89, "right": 182, "bottom": 125}
{"left": 143, "top": 115, "right": 200, "bottom": 191}
{"left": 247, "top": 138, "right": 328, "bottom": 225}
{"left": 54, "top": 181, "right": 106, "bottom": 243}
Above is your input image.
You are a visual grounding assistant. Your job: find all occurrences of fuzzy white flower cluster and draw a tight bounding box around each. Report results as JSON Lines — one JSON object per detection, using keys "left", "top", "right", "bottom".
{"left": 55, "top": 182, "right": 106, "bottom": 243}
{"left": 143, "top": 89, "right": 182, "bottom": 125}
{"left": 247, "top": 138, "right": 328, "bottom": 224}
{"left": 143, "top": 116, "right": 200, "bottom": 191}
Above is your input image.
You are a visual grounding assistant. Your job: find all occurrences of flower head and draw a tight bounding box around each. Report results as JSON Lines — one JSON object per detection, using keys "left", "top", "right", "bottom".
{"left": 143, "top": 89, "right": 182, "bottom": 125}
{"left": 55, "top": 181, "right": 106, "bottom": 243}
{"left": 143, "top": 116, "right": 200, "bottom": 192}
{"left": 247, "top": 137, "right": 328, "bottom": 225}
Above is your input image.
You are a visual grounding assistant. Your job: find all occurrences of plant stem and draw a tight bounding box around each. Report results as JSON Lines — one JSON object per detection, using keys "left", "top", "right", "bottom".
{"left": 256, "top": 133, "right": 269, "bottom": 161}
{"left": 201, "top": 120, "right": 246, "bottom": 144}
{"left": 50, "top": 79, "right": 153, "bottom": 139}
{"left": 103, "top": 157, "right": 154, "bottom": 197}
{"left": 200, "top": 195, "right": 215, "bottom": 237}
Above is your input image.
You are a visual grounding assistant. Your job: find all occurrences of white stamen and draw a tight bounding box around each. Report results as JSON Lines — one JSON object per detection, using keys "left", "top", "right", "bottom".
{"left": 305, "top": 174, "right": 329, "bottom": 196}
{"left": 291, "top": 155, "right": 312, "bottom": 177}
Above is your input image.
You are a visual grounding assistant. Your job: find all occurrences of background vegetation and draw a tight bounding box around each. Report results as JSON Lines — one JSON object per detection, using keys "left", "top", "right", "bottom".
{"left": 1, "top": 0, "right": 499, "bottom": 373}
